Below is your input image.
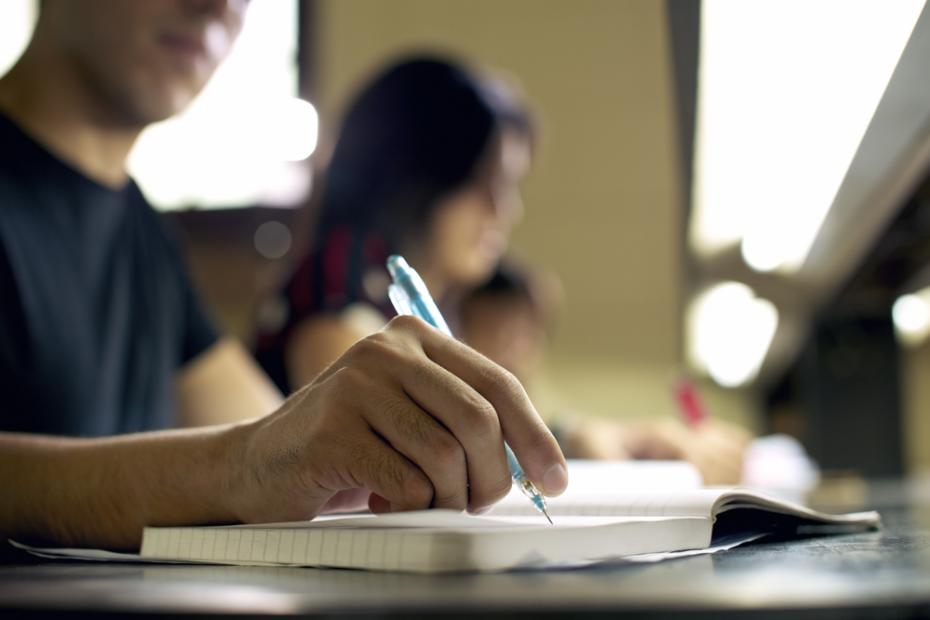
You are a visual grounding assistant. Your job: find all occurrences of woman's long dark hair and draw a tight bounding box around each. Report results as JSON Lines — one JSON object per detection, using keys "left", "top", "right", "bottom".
{"left": 314, "top": 55, "right": 534, "bottom": 252}
{"left": 254, "top": 56, "right": 533, "bottom": 393}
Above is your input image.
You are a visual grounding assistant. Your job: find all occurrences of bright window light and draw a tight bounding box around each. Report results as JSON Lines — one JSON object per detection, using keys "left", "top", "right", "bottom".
{"left": 893, "top": 289, "right": 930, "bottom": 347}
{"left": 690, "top": 0, "right": 925, "bottom": 273}
{"left": 686, "top": 282, "right": 779, "bottom": 388}
{"left": 0, "top": 1, "right": 312, "bottom": 210}
{"left": 128, "top": 0, "right": 314, "bottom": 210}
{"left": 0, "top": 0, "right": 36, "bottom": 77}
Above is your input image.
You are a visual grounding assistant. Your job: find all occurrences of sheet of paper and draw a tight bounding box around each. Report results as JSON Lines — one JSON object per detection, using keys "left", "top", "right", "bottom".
{"left": 538, "top": 532, "right": 766, "bottom": 569}
{"left": 8, "top": 539, "right": 165, "bottom": 563}
{"left": 494, "top": 460, "right": 701, "bottom": 511}
{"left": 233, "top": 511, "right": 654, "bottom": 531}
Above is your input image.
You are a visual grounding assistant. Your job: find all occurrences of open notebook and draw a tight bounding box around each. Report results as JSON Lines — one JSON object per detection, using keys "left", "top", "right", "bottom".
{"left": 12, "top": 462, "right": 879, "bottom": 573}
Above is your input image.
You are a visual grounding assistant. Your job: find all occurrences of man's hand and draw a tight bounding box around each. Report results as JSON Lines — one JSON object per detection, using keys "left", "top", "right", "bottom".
{"left": 227, "top": 316, "right": 568, "bottom": 524}
{"left": 1, "top": 317, "right": 565, "bottom": 550}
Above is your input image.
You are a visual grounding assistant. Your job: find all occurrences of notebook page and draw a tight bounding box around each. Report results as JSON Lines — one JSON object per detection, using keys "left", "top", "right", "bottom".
{"left": 489, "top": 488, "right": 730, "bottom": 518}
{"left": 218, "top": 510, "right": 592, "bottom": 531}
{"left": 490, "top": 486, "right": 880, "bottom": 531}
{"left": 490, "top": 460, "right": 703, "bottom": 516}
{"left": 711, "top": 490, "right": 882, "bottom": 526}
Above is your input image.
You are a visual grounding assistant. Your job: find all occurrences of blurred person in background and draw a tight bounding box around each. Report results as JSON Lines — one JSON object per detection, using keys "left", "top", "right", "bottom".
{"left": 460, "top": 260, "right": 749, "bottom": 485}
{"left": 0, "top": 0, "right": 567, "bottom": 552}
{"left": 254, "top": 55, "right": 750, "bottom": 484}
{"left": 255, "top": 56, "right": 533, "bottom": 389}
{"left": 459, "top": 260, "right": 557, "bottom": 388}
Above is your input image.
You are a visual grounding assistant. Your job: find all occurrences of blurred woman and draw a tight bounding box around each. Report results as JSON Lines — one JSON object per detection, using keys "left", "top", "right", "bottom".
{"left": 254, "top": 54, "right": 749, "bottom": 484}
{"left": 255, "top": 56, "right": 532, "bottom": 391}
{"left": 459, "top": 260, "right": 750, "bottom": 485}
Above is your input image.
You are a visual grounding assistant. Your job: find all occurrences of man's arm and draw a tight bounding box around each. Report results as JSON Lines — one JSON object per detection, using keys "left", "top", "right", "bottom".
{"left": 0, "top": 317, "right": 568, "bottom": 551}
{"left": 176, "top": 338, "right": 283, "bottom": 427}
{"left": 0, "top": 424, "right": 239, "bottom": 550}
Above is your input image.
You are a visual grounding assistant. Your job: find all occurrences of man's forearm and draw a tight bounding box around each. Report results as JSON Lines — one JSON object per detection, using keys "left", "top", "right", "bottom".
{"left": 0, "top": 318, "right": 570, "bottom": 553}
{"left": 0, "top": 424, "right": 246, "bottom": 550}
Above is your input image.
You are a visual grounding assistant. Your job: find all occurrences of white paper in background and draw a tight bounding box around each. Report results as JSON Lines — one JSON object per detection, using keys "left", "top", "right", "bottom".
{"left": 494, "top": 459, "right": 702, "bottom": 513}
{"left": 741, "top": 435, "right": 820, "bottom": 504}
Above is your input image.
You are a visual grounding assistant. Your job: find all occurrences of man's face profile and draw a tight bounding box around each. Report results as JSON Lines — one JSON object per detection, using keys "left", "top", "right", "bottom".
{"left": 42, "top": 0, "right": 248, "bottom": 125}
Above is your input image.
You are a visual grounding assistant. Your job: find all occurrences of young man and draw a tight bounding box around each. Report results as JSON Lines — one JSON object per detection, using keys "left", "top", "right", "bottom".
{"left": 0, "top": 0, "right": 567, "bottom": 551}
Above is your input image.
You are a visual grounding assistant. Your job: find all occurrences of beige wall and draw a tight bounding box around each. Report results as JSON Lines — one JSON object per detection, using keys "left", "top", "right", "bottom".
{"left": 315, "top": 0, "right": 757, "bottom": 426}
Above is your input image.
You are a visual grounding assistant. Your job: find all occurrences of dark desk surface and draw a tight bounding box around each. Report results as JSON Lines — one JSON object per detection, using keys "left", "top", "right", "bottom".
{"left": 3, "top": 485, "right": 930, "bottom": 619}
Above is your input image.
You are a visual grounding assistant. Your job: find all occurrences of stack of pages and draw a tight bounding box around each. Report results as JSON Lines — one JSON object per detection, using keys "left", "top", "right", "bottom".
{"left": 16, "top": 461, "right": 879, "bottom": 573}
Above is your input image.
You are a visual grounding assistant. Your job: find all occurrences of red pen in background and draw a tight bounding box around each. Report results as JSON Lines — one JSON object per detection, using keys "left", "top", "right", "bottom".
{"left": 674, "top": 377, "right": 708, "bottom": 427}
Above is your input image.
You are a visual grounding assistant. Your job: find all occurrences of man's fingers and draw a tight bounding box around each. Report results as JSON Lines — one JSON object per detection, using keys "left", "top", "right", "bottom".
{"left": 368, "top": 493, "right": 391, "bottom": 514}
{"left": 360, "top": 387, "right": 469, "bottom": 511}
{"left": 392, "top": 358, "right": 513, "bottom": 511}
{"left": 394, "top": 318, "right": 567, "bottom": 497}
{"left": 346, "top": 435, "right": 434, "bottom": 513}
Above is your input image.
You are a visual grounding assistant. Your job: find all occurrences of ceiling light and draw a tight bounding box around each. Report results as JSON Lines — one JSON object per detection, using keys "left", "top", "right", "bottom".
{"left": 690, "top": 0, "right": 924, "bottom": 273}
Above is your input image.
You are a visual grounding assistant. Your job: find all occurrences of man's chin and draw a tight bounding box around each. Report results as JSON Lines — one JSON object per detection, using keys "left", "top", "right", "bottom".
{"left": 149, "top": 90, "right": 197, "bottom": 122}
{"left": 122, "top": 84, "right": 202, "bottom": 126}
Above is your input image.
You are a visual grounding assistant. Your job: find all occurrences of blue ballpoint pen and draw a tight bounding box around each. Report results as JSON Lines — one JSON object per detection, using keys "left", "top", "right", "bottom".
{"left": 386, "top": 254, "right": 553, "bottom": 524}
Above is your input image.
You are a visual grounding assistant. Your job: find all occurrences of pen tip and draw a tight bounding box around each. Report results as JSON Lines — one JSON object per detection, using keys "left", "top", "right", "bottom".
{"left": 544, "top": 509, "right": 553, "bottom": 525}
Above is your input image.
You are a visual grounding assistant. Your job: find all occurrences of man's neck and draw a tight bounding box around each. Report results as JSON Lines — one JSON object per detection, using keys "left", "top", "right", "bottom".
{"left": 0, "top": 41, "right": 142, "bottom": 189}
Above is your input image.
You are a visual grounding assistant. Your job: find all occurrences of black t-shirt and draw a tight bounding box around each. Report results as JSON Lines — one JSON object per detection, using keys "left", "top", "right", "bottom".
{"left": 0, "top": 113, "right": 218, "bottom": 436}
